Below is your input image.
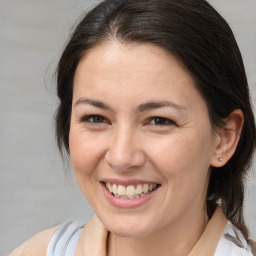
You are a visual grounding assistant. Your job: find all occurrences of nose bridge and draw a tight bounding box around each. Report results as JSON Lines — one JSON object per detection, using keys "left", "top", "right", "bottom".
{"left": 106, "top": 123, "right": 145, "bottom": 170}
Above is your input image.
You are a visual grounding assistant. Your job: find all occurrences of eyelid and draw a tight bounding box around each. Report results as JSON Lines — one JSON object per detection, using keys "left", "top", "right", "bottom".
{"left": 79, "top": 114, "right": 176, "bottom": 127}
{"left": 80, "top": 114, "right": 110, "bottom": 124}
{"left": 146, "top": 116, "right": 176, "bottom": 126}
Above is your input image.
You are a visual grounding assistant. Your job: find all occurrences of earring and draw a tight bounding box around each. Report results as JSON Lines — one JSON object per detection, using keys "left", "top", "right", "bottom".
{"left": 218, "top": 157, "right": 223, "bottom": 162}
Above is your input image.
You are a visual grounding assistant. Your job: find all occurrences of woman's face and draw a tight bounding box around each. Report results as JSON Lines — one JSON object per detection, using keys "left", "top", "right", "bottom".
{"left": 69, "top": 41, "right": 220, "bottom": 238}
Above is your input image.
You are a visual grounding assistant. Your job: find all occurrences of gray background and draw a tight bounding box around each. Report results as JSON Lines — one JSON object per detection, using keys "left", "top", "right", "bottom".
{"left": 0, "top": 0, "right": 255, "bottom": 255}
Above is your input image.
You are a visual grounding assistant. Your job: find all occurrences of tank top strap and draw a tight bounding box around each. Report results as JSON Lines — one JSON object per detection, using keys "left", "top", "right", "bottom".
{"left": 46, "top": 220, "right": 85, "bottom": 256}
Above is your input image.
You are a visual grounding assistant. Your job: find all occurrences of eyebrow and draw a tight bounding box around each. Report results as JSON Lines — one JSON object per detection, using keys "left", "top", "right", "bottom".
{"left": 74, "top": 98, "right": 112, "bottom": 110}
{"left": 137, "top": 101, "right": 187, "bottom": 112}
{"left": 74, "top": 98, "right": 187, "bottom": 112}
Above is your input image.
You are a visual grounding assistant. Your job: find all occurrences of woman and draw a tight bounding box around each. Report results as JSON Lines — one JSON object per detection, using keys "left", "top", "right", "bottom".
{"left": 10, "top": 0, "right": 256, "bottom": 255}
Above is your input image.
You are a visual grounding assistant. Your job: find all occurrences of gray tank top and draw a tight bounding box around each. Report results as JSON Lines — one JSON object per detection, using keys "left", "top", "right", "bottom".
{"left": 46, "top": 220, "right": 84, "bottom": 256}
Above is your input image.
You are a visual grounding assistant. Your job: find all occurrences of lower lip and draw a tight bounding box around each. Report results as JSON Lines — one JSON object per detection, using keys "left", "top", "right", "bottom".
{"left": 101, "top": 183, "right": 160, "bottom": 208}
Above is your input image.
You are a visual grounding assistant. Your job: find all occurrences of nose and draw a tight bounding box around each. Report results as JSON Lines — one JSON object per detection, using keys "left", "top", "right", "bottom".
{"left": 105, "top": 127, "right": 146, "bottom": 171}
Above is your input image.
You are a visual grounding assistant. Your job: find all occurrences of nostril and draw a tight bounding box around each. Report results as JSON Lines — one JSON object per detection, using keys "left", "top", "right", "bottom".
{"left": 105, "top": 149, "right": 146, "bottom": 171}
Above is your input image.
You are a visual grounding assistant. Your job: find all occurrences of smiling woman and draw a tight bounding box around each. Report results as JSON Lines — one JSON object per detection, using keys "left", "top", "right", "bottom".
{"left": 70, "top": 42, "right": 219, "bottom": 243}
{"left": 10, "top": 0, "right": 256, "bottom": 255}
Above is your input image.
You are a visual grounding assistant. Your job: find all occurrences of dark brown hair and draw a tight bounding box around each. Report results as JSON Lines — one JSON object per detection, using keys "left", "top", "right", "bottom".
{"left": 55, "top": 0, "right": 256, "bottom": 241}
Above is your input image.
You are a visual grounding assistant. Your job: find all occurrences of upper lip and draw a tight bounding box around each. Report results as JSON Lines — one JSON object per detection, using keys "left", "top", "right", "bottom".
{"left": 101, "top": 178, "right": 160, "bottom": 187}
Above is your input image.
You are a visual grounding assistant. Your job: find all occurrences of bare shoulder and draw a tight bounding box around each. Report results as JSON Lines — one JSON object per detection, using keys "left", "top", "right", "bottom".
{"left": 9, "top": 226, "right": 57, "bottom": 256}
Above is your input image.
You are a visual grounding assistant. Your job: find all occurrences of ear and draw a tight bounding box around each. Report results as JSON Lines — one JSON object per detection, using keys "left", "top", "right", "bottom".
{"left": 210, "top": 109, "right": 244, "bottom": 167}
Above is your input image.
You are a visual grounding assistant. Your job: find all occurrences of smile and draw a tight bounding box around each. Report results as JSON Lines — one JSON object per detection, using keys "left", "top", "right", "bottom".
{"left": 104, "top": 182, "right": 159, "bottom": 199}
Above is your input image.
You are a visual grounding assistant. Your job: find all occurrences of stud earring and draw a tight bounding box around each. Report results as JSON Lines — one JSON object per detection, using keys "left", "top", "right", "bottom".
{"left": 218, "top": 157, "right": 223, "bottom": 162}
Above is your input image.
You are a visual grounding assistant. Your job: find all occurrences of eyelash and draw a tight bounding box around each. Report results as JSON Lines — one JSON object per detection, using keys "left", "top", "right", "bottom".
{"left": 80, "top": 115, "right": 175, "bottom": 127}
{"left": 146, "top": 117, "right": 176, "bottom": 126}
{"left": 80, "top": 114, "right": 109, "bottom": 124}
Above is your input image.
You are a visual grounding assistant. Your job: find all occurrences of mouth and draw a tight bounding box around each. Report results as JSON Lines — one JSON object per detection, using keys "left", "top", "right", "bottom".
{"left": 102, "top": 182, "right": 161, "bottom": 199}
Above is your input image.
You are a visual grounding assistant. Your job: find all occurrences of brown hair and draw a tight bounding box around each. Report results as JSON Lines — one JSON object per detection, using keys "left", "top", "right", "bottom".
{"left": 55, "top": 0, "right": 256, "bottom": 241}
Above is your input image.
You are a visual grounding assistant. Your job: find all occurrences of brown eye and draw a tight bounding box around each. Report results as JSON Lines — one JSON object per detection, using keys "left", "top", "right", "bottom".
{"left": 81, "top": 115, "right": 107, "bottom": 124}
{"left": 148, "top": 117, "right": 175, "bottom": 126}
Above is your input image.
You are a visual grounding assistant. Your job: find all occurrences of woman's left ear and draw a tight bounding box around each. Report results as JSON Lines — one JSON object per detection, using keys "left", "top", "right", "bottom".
{"left": 210, "top": 109, "right": 244, "bottom": 167}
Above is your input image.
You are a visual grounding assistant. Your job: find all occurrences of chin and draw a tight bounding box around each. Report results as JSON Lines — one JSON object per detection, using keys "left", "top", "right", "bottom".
{"left": 109, "top": 226, "right": 151, "bottom": 238}
{"left": 102, "top": 215, "right": 156, "bottom": 238}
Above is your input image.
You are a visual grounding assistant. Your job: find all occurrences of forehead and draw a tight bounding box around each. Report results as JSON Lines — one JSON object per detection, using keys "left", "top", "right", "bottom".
{"left": 73, "top": 40, "right": 206, "bottom": 113}
{"left": 77, "top": 41, "right": 185, "bottom": 72}
{"left": 75, "top": 41, "right": 194, "bottom": 88}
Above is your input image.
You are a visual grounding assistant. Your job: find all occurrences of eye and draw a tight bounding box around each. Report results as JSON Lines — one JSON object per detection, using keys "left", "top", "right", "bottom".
{"left": 80, "top": 114, "right": 109, "bottom": 124}
{"left": 147, "top": 117, "right": 175, "bottom": 126}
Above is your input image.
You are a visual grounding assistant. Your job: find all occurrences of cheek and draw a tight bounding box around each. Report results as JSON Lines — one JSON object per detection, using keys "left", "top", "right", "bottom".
{"left": 151, "top": 135, "right": 212, "bottom": 210}
{"left": 69, "top": 129, "right": 101, "bottom": 176}
{"left": 148, "top": 131, "right": 213, "bottom": 178}
{"left": 69, "top": 131, "right": 104, "bottom": 204}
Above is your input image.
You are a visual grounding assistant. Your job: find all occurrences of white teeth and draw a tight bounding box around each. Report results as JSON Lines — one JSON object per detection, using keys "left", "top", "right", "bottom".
{"left": 135, "top": 184, "right": 142, "bottom": 194}
{"left": 106, "top": 183, "right": 113, "bottom": 193}
{"left": 127, "top": 185, "right": 136, "bottom": 196}
{"left": 105, "top": 182, "right": 158, "bottom": 199}
{"left": 118, "top": 185, "right": 126, "bottom": 196}
{"left": 142, "top": 184, "right": 149, "bottom": 193}
{"left": 113, "top": 184, "right": 118, "bottom": 194}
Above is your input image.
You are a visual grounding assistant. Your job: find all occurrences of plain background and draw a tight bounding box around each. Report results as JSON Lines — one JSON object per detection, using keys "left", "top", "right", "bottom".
{"left": 0, "top": 0, "right": 255, "bottom": 255}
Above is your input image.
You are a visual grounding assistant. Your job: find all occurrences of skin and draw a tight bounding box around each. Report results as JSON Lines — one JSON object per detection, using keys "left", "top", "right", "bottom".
{"left": 69, "top": 41, "right": 243, "bottom": 256}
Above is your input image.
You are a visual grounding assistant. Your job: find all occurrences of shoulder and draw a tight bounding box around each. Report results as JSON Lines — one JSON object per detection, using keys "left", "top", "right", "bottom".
{"left": 215, "top": 221, "right": 254, "bottom": 256}
{"left": 9, "top": 226, "right": 57, "bottom": 256}
{"left": 46, "top": 220, "right": 85, "bottom": 255}
{"left": 9, "top": 220, "right": 85, "bottom": 256}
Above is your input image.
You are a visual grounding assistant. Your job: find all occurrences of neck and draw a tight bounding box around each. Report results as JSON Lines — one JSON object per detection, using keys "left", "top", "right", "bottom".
{"left": 108, "top": 205, "right": 209, "bottom": 256}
